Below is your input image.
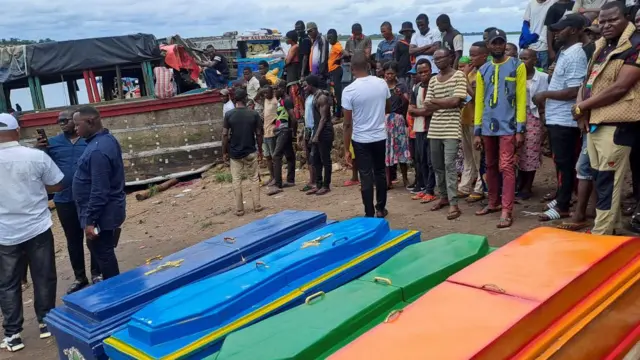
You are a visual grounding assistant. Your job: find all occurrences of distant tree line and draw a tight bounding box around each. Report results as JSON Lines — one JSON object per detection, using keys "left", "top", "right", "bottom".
{"left": 0, "top": 38, "right": 55, "bottom": 46}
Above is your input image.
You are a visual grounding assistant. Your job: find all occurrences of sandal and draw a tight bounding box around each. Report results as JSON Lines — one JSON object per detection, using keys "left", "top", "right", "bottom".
{"left": 544, "top": 199, "right": 558, "bottom": 211}
{"left": 254, "top": 205, "right": 264, "bottom": 213}
{"left": 316, "top": 188, "right": 331, "bottom": 196}
{"left": 235, "top": 210, "right": 245, "bottom": 216}
{"left": 447, "top": 209, "right": 462, "bottom": 220}
{"left": 475, "top": 205, "right": 502, "bottom": 216}
{"left": 300, "top": 184, "right": 313, "bottom": 192}
{"left": 497, "top": 217, "right": 513, "bottom": 228}
{"left": 420, "top": 194, "right": 438, "bottom": 204}
{"left": 343, "top": 179, "right": 360, "bottom": 187}
{"left": 431, "top": 200, "right": 450, "bottom": 211}
{"left": 557, "top": 221, "right": 590, "bottom": 231}
{"left": 466, "top": 193, "right": 484, "bottom": 203}
{"left": 457, "top": 191, "right": 470, "bottom": 199}
{"left": 539, "top": 208, "right": 569, "bottom": 222}
{"left": 306, "top": 187, "right": 318, "bottom": 195}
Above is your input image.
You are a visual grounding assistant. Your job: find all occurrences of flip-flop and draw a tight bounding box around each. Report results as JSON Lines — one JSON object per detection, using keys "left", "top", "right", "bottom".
{"left": 557, "top": 221, "right": 590, "bottom": 231}
{"left": 497, "top": 217, "right": 513, "bottom": 229}
{"left": 457, "top": 191, "right": 470, "bottom": 199}
{"left": 466, "top": 193, "right": 484, "bottom": 203}
{"left": 475, "top": 205, "right": 502, "bottom": 216}
{"left": 447, "top": 209, "right": 462, "bottom": 220}
{"left": 300, "top": 184, "right": 313, "bottom": 192}
{"left": 306, "top": 188, "right": 318, "bottom": 195}
{"left": 235, "top": 210, "right": 245, "bottom": 216}
{"left": 266, "top": 188, "right": 283, "bottom": 196}
{"left": 343, "top": 179, "right": 360, "bottom": 187}
{"left": 430, "top": 201, "right": 450, "bottom": 211}
{"left": 420, "top": 194, "right": 438, "bottom": 204}
{"left": 539, "top": 208, "right": 569, "bottom": 222}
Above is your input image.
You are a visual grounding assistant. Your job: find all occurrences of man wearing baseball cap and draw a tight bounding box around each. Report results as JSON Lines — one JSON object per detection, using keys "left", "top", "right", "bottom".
{"left": 534, "top": 12, "right": 589, "bottom": 223}
{"left": 473, "top": 28, "right": 527, "bottom": 229}
{"left": 0, "top": 113, "right": 63, "bottom": 351}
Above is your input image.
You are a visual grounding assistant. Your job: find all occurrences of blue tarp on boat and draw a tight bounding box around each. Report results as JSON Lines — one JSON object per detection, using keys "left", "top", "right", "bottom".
{"left": 104, "top": 218, "right": 421, "bottom": 359}
{"left": 45, "top": 210, "right": 328, "bottom": 360}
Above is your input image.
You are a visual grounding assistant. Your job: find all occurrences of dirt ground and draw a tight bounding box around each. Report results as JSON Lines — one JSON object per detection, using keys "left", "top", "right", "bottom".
{"left": 4, "top": 157, "right": 634, "bottom": 359}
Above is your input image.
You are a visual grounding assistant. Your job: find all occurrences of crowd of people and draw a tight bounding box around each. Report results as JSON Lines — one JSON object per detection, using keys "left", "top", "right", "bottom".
{"left": 0, "top": 106, "right": 125, "bottom": 351}
{"left": 222, "top": 0, "right": 640, "bottom": 235}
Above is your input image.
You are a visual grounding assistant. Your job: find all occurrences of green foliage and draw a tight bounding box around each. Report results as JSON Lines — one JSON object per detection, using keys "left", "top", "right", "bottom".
{"left": 0, "top": 38, "right": 55, "bottom": 46}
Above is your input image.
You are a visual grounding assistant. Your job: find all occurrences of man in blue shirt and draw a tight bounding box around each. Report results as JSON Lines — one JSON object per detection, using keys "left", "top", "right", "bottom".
{"left": 376, "top": 21, "right": 398, "bottom": 62}
{"left": 72, "top": 106, "right": 126, "bottom": 280}
{"left": 36, "top": 110, "right": 101, "bottom": 293}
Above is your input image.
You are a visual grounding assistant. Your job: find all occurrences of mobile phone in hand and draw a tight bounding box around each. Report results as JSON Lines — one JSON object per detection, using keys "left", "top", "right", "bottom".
{"left": 36, "top": 128, "right": 49, "bottom": 145}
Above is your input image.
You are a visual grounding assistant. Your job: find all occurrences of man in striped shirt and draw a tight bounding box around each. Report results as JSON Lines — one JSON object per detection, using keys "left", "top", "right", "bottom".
{"left": 153, "top": 62, "right": 175, "bottom": 99}
{"left": 425, "top": 49, "right": 468, "bottom": 220}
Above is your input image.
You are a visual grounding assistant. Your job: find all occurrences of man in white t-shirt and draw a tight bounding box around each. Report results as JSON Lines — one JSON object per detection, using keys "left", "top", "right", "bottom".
{"left": 242, "top": 68, "right": 261, "bottom": 100}
{"left": 221, "top": 89, "right": 235, "bottom": 117}
{"left": 410, "top": 13, "right": 442, "bottom": 74}
{"left": 342, "top": 53, "right": 391, "bottom": 218}
{"left": 0, "top": 113, "right": 63, "bottom": 352}
{"left": 523, "top": 0, "right": 558, "bottom": 69}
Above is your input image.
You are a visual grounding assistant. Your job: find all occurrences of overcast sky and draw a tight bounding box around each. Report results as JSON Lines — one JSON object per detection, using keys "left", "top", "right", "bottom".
{"left": 2, "top": 0, "right": 528, "bottom": 41}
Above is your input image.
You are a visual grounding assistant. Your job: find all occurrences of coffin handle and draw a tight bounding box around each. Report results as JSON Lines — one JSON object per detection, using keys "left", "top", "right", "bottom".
{"left": 305, "top": 291, "right": 326, "bottom": 305}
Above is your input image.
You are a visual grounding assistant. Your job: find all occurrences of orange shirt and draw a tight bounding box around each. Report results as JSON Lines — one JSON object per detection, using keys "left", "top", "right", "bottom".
{"left": 328, "top": 42, "right": 343, "bottom": 72}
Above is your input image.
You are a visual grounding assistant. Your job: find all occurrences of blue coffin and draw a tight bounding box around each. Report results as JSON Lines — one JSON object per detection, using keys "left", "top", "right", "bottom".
{"left": 45, "top": 210, "right": 328, "bottom": 360}
{"left": 104, "top": 218, "right": 421, "bottom": 360}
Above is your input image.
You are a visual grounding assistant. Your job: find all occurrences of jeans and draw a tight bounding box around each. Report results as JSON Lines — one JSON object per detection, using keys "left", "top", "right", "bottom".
{"left": 483, "top": 135, "right": 517, "bottom": 213}
{"left": 56, "top": 201, "right": 100, "bottom": 281}
{"left": 548, "top": 125, "right": 580, "bottom": 212}
{"left": 430, "top": 138, "right": 460, "bottom": 205}
{"left": 0, "top": 229, "right": 57, "bottom": 336}
{"left": 537, "top": 50, "right": 549, "bottom": 70}
{"left": 352, "top": 139, "right": 387, "bottom": 217}
{"left": 86, "top": 229, "right": 120, "bottom": 280}
{"left": 203, "top": 68, "right": 227, "bottom": 89}
{"left": 230, "top": 153, "right": 260, "bottom": 212}
{"left": 329, "top": 67, "right": 344, "bottom": 118}
{"left": 273, "top": 129, "right": 296, "bottom": 187}
{"left": 459, "top": 124, "right": 483, "bottom": 194}
{"left": 414, "top": 132, "right": 435, "bottom": 194}
{"left": 576, "top": 135, "right": 594, "bottom": 181}
{"left": 312, "top": 130, "right": 334, "bottom": 189}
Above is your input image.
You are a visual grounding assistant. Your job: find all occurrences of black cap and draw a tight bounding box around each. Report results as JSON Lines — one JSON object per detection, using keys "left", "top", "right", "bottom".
{"left": 400, "top": 21, "right": 415, "bottom": 34}
{"left": 487, "top": 28, "right": 507, "bottom": 44}
{"left": 550, "top": 13, "right": 586, "bottom": 31}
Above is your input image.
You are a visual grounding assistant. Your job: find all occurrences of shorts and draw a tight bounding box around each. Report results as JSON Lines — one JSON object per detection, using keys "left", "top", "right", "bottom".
{"left": 576, "top": 135, "right": 594, "bottom": 181}
{"left": 262, "top": 137, "right": 276, "bottom": 157}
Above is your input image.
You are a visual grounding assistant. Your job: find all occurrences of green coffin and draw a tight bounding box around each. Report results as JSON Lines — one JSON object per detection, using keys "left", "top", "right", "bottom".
{"left": 216, "top": 234, "right": 489, "bottom": 360}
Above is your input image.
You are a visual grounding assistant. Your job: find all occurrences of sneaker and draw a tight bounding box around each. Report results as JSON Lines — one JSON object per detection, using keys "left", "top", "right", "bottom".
{"left": 66, "top": 279, "right": 89, "bottom": 294}
{"left": 91, "top": 275, "right": 103, "bottom": 284}
{"left": 1, "top": 334, "right": 24, "bottom": 352}
{"left": 410, "top": 187, "right": 425, "bottom": 195}
{"left": 39, "top": 323, "right": 51, "bottom": 339}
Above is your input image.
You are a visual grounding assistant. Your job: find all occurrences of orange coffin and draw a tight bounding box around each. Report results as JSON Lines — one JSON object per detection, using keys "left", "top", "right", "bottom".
{"left": 330, "top": 228, "right": 640, "bottom": 360}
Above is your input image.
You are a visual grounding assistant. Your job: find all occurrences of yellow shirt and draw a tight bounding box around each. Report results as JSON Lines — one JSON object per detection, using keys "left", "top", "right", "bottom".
{"left": 328, "top": 42, "right": 343, "bottom": 72}
{"left": 265, "top": 68, "right": 280, "bottom": 85}
{"left": 461, "top": 70, "right": 476, "bottom": 126}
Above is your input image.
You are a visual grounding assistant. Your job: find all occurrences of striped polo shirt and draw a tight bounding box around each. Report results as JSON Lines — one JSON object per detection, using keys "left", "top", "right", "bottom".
{"left": 426, "top": 70, "right": 468, "bottom": 140}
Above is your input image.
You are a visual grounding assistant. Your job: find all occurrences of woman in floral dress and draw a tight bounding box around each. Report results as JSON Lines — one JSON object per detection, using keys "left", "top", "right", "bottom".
{"left": 383, "top": 61, "right": 411, "bottom": 188}
{"left": 517, "top": 49, "right": 548, "bottom": 199}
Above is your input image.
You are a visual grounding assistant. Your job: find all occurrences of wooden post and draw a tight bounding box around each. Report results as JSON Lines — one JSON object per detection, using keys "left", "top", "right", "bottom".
{"left": 89, "top": 70, "right": 101, "bottom": 102}
{"left": 83, "top": 71, "right": 95, "bottom": 103}
{"left": 28, "top": 77, "right": 39, "bottom": 110}
{"left": 115, "top": 65, "right": 124, "bottom": 100}
{"left": 0, "top": 85, "right": 7, "bottom": 113}
{"left": 34, "top": 76, "right": 45, "bottom": 109}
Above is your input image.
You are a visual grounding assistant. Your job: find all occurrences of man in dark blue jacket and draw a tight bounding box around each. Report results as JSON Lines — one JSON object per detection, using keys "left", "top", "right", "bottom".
{"left": 36, "top": 110, "right": 101, "bottom": 293}
{"left": 72, "top": 106, "right": 125, "bottom": 280}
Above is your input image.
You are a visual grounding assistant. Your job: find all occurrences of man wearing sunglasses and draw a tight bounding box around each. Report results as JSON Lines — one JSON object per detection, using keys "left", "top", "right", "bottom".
{"left": 36, "top": 110, "right": 102, "bottom": 294}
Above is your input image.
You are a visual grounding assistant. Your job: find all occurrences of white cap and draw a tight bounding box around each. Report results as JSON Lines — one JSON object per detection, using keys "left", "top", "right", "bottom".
{"left": 0, "top": 113, "right": 19, "bottom": 130}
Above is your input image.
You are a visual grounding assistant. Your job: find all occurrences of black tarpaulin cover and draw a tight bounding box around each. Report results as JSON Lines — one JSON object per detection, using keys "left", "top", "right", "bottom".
{"left": 26, "top": 33, "right": 160, "bottom": 77}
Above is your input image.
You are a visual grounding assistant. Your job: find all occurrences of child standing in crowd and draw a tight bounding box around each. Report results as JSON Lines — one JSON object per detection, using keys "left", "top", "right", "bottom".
{"left": 517, "top": 49, "right": 548, "bottom": 200}
{"left": 383, "top": 61, "right": 411, "bottom": 188}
